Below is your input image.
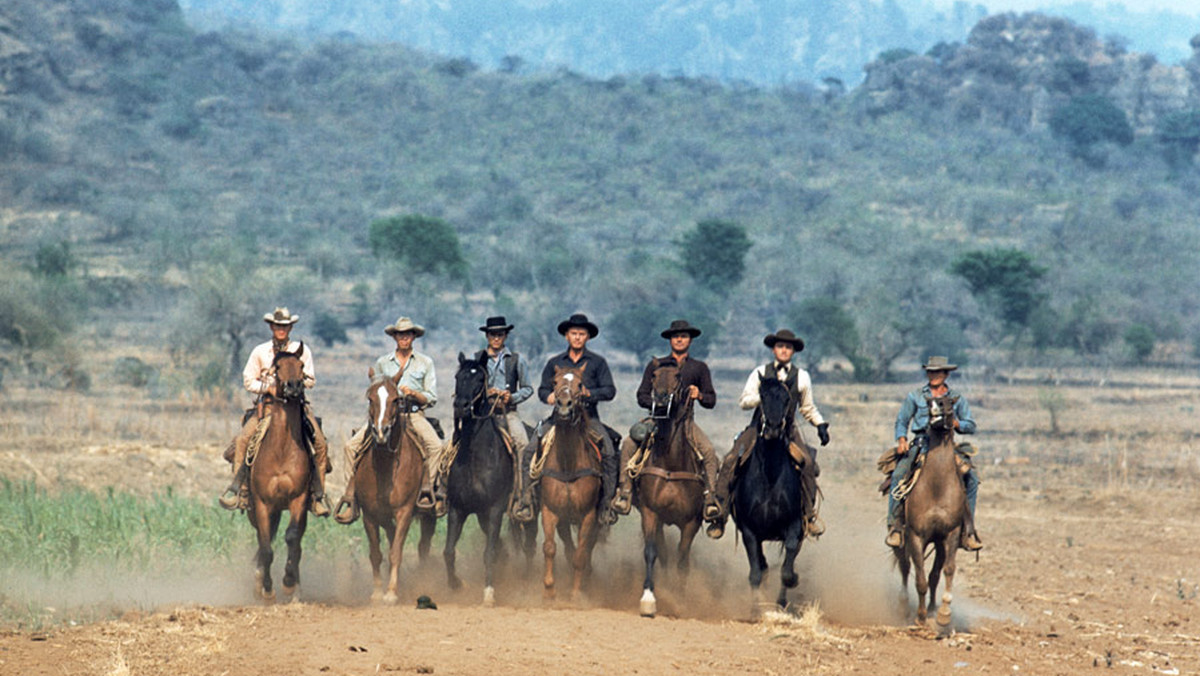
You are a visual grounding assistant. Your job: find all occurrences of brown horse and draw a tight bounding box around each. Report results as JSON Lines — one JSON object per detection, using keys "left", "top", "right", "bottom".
{"left": 245, "top": 346, "right": 313, "bottom": 601}
{"left": 348, "top": 370, "right": 433, "bottom": 604}
{"left": 538, "top": 364, "right": 604, "bottom": 601}
{"left": 632, "top": 362, "right": 704, "bottom": 617}
{"left": 894, "top": 394, "right": 965, "bottom": 630}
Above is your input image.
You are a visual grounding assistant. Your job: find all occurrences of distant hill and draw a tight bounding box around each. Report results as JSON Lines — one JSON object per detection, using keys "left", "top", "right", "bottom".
{"left": 2, "top": 0, "right": 1200, "bottom": 386}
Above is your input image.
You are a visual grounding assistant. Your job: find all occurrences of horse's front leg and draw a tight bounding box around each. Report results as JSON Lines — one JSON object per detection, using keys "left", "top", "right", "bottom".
{"left": 777, "top": 524, "right": 804, "bottom": 611}
{"left": 541, "top": 504, "right": 560, "bottom": 600}
{"left": 908, "top": 536, "right": 930, "bottom": 625}
{"left": 384, "top": 505, "right": 416, "bottom": 605}
{"left": 740, "top": 526, "right": 767, "bottom": 620}
{"left": 363, "top": 516, "right": 385, "bottom": 602}
{"left": 443, "top": 506, "right": 466, "bottom": 591}
{"left": 676, "top": 517, "right": 701, "bottom": 590}
{"left": 251, "top": 500, "right": 276, "bottom": 602}
{"left": 640, "top": 508, "right": 660, "bottom": 617}
{"left": 936, "top": 536, "right": 958, "bottom": 632}
{"left": 281, "top": 494, "right": 309, "bottom": 600}
{"left": 572, "top": 509, "right": 599, "bottom": 603}
{"left": 480, "top": 505, "right": 505, "bottom": 606}
{"left": 417, "top": 512, "right": 436, "bottom": 564}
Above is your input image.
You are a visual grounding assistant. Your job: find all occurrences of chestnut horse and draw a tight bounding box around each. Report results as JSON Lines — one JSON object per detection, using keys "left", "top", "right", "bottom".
{"left": 348, "top": 370, "right": 435, "bottom": 604}
{"left": 731, "top": 375, "right": 809, "bottom": 617}
{"left": 538, "top": 364, "right": 603, "bottom": 601}
{"left": 245, "top": 347, "right": 313, "bottom": 601}
{"left": 894, "top": 394, "right": 965, "bottom": 630}
{"left": 633, "top": 362, "right": 704, "bottom": 618}
{"left": 443, "top": 352, "right": 516, "bottom": 606}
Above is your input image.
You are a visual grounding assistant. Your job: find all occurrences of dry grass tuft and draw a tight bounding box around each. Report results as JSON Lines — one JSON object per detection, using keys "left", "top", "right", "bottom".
{"left": 759, "top": 602, "right": 853, "bottom": 648}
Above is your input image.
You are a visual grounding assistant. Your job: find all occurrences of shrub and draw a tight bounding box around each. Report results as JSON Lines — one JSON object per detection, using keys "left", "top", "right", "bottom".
{"left": 1123, "top": 323, "right": 1155, "bottom": 363}
{"left": 312, "top": 311, "right": 348, "bottom": 347}
{"left": 113, "top": 356, "right": 157, "bottom": 387}
{"left": 1049, "top": 94, "right": 1133, "bottom": 150}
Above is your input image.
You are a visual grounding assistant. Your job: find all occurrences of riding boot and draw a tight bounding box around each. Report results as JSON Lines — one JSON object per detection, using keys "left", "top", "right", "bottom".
{"left": 885, "top": 498, "right": 905, "bottom": 548}
{"left": 219, "top": 431, "right": 252, "bottom": 510}
{"left": 705, "top": 451, "right": 739, "bottom": 539}
{"left": 599, "top": 444, "right": 619, "bottom": 526}
{"left": 416, "top": 471, "right": 437, "bottom": 512}
{"left": 612, "top": 438, "right": 634, "bottom": 515}
{"left": 959, "top": 496, "right": 983, "bottom": 551}
{"left": 510, "top": 434, "right": 539, "bottom": 523}
{"left": 334, "top": 433, "right": 367, "bottom": 525}
{"left": 306, "top": 415, "right": 331, "bottom": 517}
{"left": 700, "top": 440, "right": 721, "bottom": 521}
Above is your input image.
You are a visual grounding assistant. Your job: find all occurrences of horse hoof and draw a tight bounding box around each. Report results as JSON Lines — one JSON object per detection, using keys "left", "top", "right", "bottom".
{"left": 382, "top": 591, "right": 399, "bottom": 605}
{"left": 260, "top": 590, "right": 276, "bottom": 604}
{"left": 639, "top": 589, "right": 657, "bottom": 618}
{"left": 936, "top": 605, "right": 952, "bottom": 627}
{"left": 483, "top": 586, "right": 495, "bottom": 607}
{"left": 282, "top": 583, "right": 299, "bottom": 600}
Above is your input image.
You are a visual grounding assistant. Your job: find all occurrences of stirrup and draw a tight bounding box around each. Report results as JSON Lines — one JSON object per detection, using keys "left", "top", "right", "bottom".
{"left": 885, "top": 529, "right": 903, "bottom": 548}
{"left": 218, "top": 488, "right": 241, "bottom": 511}
{"left": 705, "top": 518, "right": 725, "bottom": 540}
{"left": 333, "top": 496, "right": 359, "bottom": 525}
{"left": 703, "top": 495, "right": 723, "bottom": 521}
{"left": 611, "top": 488, "right": 632, "bottom": 515}
{"left": 961, "top": 532, "right": 984, "bottom": 552}
{"left": 805, "top": 515, "right": 825, "bottom": 538}
{"left": 310, "top": 494, "right": 330, "bottom": 517}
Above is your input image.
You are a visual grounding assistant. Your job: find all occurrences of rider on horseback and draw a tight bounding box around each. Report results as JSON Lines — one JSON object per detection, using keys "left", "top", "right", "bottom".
{"left": 706, "top": 329, "right": 830, "bottom": 539}
{"left": 886, "top": 356, "right": 983, "bottom": 551}
{"left": 469, "top": 315, "right": 533, "bottom": 513}
{"left": 219, "top": 307, "right": 330, "bottom": 516}
{"left": 512, "top": 313, "right": 621, "bottom": 525}
{"left": 612, "top": 319, "right": 720, "bottom": 519}
{"left": 333, "top": 317, "right": 447, "bottom": 523}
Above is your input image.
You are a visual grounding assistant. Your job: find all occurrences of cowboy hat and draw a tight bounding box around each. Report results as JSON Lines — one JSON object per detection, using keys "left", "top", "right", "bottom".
{"left": 660, "top": 319, "right": 701, "bottom": 339}
{"left": 263, "top": 307, "right": 300, "bottom": 325}
{"left": 479, "top": 316, "right": 515, "bottom": 333}
{"left": 557, "top": 313, "right": 599, "bottom": 338}
{"left": 922, "top": 356, "right": 958, "bottom": 372}
{"left": 763, "top": 329, "right": 804, "bottom": 351}
{"left": 384, "top": 316, "right": 426, "bottom": 337}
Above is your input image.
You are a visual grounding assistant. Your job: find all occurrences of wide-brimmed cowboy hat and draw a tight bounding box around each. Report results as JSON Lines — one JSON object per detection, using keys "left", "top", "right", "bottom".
{"left": 763, "top": 329, "right": 804, "bottom": 351}
{"left": 263, "top": 307, "right": 300, "bottom": 325}
{"left": 557, "top": 313, "right": 599, "bottom": 338}
{"left": 479, "top": 316, "right": 515, "bottom": 333}
{"left": 923, "top": 355, "right": 958, "bottom": 372}
{"left": 660, "top": 319, "right": 701, "bottom": 339}
{"left": 384, "top": 316, "right": 426, "bottom": 337}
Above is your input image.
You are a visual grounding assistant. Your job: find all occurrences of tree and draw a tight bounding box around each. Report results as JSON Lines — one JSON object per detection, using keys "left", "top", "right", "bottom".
{"left": 368, "top": 214, "right": 467, "bottom": 281}
{"left": 1049, "top": 94, "right": 1133, "bottom": 152}
{"left": 678, "top": 219, "right": 752, "bottom": 293}
{"left": 1123, "top": 323, "right": 1155, "bottom": 364}
{"left": 312, "top": 311, "right": 348, "bottom": 347}
{"left": 1156, "top": 109, "right": 1200, "bottom": 171}
{"left": 951, "top": 249, "right": 1046, "bottom": 336}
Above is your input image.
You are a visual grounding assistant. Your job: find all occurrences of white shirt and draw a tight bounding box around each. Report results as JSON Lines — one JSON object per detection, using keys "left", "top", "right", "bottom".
{"left": 242, "top": 340, "right": 316, "bottom": 395}
{"left": 737, "top": 362, "right": 825, "bottom": 427}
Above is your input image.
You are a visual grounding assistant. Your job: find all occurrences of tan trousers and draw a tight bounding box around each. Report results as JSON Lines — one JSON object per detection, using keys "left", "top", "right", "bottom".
{"left": 342, "top": 411, "right": 444, "bottom": 484}
{"left": 502, "top": 410, "right": 529, "bottom": 456}
{"left": 230, "top": 404, "right": 329, "bottom": 495}
{"left": 618, "top": 421, "right": 718, "bottom": 490}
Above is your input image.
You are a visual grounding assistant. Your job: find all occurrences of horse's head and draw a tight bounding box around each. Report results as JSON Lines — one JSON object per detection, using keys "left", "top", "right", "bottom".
{"left": 927, "top": 394, "right": 958, "bottom": 434}
{"left": 453, "top": 352, "right": 488, "bottom": 418}
{"left": 366, "top": 369, "right": 405, "bottom": 445}
{"left": 552, "top": 363, "right": 587, "bottom": 424}
{"left": 757, "top": 374, "right": 791, "bottom": 440}
{"left": 271, "top": 344, "right": 306, "bottom": 401}
{"left": 649, "top": 361, "right": 683, "bottom": 421}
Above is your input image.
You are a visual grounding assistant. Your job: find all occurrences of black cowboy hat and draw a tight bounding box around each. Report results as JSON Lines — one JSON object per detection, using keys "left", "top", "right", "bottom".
{"left": 763, "top": 329, "right": 805, "bottom": 351}
{"left": 660, "top": 319, "right": 701, "bottom": 339}
{"left": 479, "top": 316, "right": 515, "bottom": 333}
{"left": 557, "top": 313, "right": 599, "bottom": 338}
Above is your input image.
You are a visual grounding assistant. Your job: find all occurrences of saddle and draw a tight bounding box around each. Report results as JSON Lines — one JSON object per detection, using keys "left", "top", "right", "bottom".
{"left": 877, "top": 441, "right": 977, "bottom": 495}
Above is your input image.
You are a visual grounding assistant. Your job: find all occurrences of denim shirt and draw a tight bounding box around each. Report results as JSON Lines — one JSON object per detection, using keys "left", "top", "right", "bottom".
{"left": 485, "top": 347, "right": 533, "bottom": 406}
{"left": 373, "top": 351, "right": 438, "bottom": 408}
{"left": 894, "top": 384, "right": 975, "bottom": 441}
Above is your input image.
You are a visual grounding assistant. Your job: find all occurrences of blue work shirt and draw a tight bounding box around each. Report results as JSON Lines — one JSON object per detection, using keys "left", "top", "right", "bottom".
{"left": 894, "top": 384, "right": 975, "bottom": 441}
{"left": 373, "top": 350, "right": 438, "bottom": 408}
{"left": 484, "top": 347, "right": 533, "bottom": 407}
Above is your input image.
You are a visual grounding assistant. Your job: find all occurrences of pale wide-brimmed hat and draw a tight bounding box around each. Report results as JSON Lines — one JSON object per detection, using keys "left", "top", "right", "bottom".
{"left": 660, "top": 319, "right": 701, "bottom": 339}
{"left": 263, "top": 307, "right": 300, "bottom": 325}
{"left": 923, "top": 356, "right": 957, "bottom": 372}
{"left": 763, "top": 329, "right": 804, "bottom": 351}
{"left": 384, "top": 316, "right": 426, "bottom": 337}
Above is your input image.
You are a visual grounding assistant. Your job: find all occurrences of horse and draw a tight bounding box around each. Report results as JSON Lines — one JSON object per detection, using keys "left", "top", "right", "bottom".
{"left": 347, "top": 369, "right": 434, "bottom": 604}
{"left": 538, "top": 364, "right": 604, "bottom": 601}
{"left": 893, "top": 394, "right": 965, "bottom": 630}
{"left": 632, "top": 361, "right": 705, "bottom": 618}
{"left": 730, "top": 374, "right": 810, "bottom": 618}
{"left": 443, "top": 352, "right": 517, "bottom": 606}
{"left": 245, "top": 346, "right": 313, "bottom": 602}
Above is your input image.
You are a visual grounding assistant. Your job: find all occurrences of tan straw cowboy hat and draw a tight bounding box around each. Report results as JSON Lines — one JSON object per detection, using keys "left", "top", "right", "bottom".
{"left": 763, "top": 329, "right": 804, "bottom": 351}
{"left": 263, "top": 307, "right": 300, "bottom": 325}
{"left": 384, "top": 316, "right": 426, "bottom": 337}
{"left": 922, "top": 356, "right": 958, "bottom": 372}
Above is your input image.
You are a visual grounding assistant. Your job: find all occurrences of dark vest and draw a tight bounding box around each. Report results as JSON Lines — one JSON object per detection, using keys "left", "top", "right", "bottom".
{"left": 760, "top": 361, "right": 800, "bottom": 426}
{"left": 476, "top": 349, "right": 521, "bottom": 394}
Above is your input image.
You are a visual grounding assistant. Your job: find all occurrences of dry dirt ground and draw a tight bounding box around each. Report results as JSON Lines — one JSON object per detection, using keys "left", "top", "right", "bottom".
{"left": 3, "top": 363, "right": 1200, "bottom": 675}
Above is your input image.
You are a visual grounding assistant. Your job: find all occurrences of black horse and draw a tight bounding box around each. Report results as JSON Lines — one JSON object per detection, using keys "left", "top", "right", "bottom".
{"left": 730, "top": 375, "right": 809, "bottom": 617}
{"left": 444, "top": 352, "right": 524, "bottom": 605}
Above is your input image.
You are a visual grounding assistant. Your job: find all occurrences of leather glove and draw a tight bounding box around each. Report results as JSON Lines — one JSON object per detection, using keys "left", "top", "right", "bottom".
{"left": 817, "top": 423, "right": 830, "bottom": 446}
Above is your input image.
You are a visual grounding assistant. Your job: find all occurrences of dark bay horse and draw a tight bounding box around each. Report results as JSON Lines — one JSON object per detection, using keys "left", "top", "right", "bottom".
{"left": 633, "top": 361, "right": 704, "bottom": 618}
{"left": 443, "top": 352, "right": 515, "bottom": 606}
{"left": 731, "top": 375, "right": 809, "bottom": 617}
{"left": 895, "top": 394, "right": 965, "bottom": 630}
{"left": 539, "top": 364, "right": 603, "bottom": 601}
{"left": 246, "top": 347, "right": 312, "bottom": 602}
{"left": 348, "top": 370, "right": 432, "bottom": 604}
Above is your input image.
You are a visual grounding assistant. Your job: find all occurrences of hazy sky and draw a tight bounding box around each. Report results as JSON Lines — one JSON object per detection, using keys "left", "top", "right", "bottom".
{"left": 949, "top": 0, "right": 1200, "bottom": 15}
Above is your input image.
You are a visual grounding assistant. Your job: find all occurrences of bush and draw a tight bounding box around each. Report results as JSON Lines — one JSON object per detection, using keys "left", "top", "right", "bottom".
{"left": 34, "top": 241, "right": 76, "bottom": 278}
{"left": 1123, "top": 323, "right": 1155, "bottom": 363}
{"left": 1049, "top": 94, "right": 1133, "bottom": 150}
{"left": 312, "top": 311, "right": 348, "bottom": 347}
{"left": 112, "top": 356, "right": 158, "bottom": 387}
{"left": 368, "top": 214, "right": 467, "bottom": 280}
